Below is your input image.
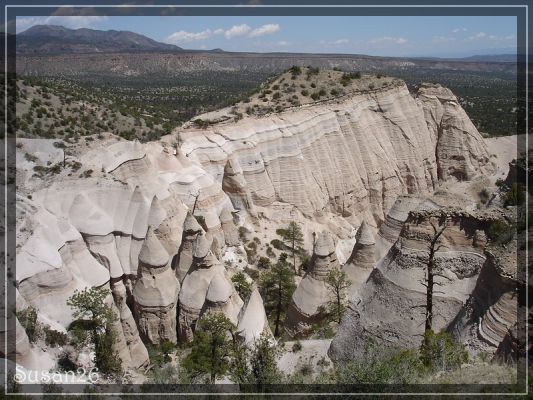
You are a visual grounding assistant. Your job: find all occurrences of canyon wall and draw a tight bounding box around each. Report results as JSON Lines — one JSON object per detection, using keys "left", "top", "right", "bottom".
{"left": 179, "top": 82, "right": 492, "bottom": 224}
{"left": 11, "top": 80, "right": 495, "bottom": 374}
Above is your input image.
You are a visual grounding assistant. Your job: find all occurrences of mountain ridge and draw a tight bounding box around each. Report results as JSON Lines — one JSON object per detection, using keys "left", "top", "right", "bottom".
{"left": 17, "top": 24, "right": 183, "bottom": 54}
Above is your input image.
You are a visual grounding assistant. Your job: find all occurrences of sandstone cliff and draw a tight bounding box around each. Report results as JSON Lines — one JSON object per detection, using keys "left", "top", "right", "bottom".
{"left": 177, "top": 82, "right": 492, "bottom": 224}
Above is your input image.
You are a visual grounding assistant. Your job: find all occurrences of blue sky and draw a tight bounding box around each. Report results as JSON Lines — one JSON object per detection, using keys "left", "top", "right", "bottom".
{"left": 16, "top": 15, "right": 517, "bottom": 57}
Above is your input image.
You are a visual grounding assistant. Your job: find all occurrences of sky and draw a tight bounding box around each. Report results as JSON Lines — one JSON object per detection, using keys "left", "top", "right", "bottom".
{"left": 15, "top": 15, "right": 517, "bottom": 58}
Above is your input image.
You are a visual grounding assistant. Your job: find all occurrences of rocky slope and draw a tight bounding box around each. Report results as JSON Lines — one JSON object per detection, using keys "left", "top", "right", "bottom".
{"left": 328, "top": 205, "right": 518, "bottom": 362}
{"left": 9, "top": 76, "right": 498, "bottom": 379}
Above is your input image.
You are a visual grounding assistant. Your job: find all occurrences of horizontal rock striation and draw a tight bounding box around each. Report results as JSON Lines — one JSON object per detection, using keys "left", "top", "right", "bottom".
{"left": 179, "top": 83, "right": 491, "bottom": 223}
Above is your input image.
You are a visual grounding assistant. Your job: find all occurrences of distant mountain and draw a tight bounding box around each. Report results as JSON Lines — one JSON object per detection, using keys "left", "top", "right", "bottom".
{"left": 17, "top": 25, "right": 182, "bottom": 55}
{"left": 460, "top": 54, "right": 517, "bottom": 63}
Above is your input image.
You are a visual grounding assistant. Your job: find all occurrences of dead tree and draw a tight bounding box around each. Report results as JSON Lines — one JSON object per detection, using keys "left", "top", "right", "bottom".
{"left": 423, "top": 212, "right": 449, "bottom": 332}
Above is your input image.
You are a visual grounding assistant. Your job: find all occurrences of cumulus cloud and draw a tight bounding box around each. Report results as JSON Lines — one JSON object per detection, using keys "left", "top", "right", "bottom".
{"left": 249, "top": 23, "right": 280, "bottom": 37}
{"left": 16, "top": 15, "right": 108, "bottom": 32}
{"left": 224, "top": 24, "right": 251, "bottom": 39}
{"left": 369, "top": 36, "right": 408, "bottom": 45}
{"left": 452, "top": 27, "right": 468, "bottom": 33}
{"left": 166, "top": 29, "right": 213, "bottom": 43}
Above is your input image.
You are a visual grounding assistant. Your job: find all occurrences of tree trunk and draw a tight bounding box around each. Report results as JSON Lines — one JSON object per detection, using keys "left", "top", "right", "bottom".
{"left": 425, "top": 247, "right": 436, "bottom": 331}
{"left": 292, "top": 235, "right": 297, "bottom": 274}
{"left": 336, "top": 290, "right": 342, "bottom": 323}
{"left": 210, "top": 339, "right": 216, "bottom": 384}
{"left": 274, "top": 275, "right": 282, "bottom": 337}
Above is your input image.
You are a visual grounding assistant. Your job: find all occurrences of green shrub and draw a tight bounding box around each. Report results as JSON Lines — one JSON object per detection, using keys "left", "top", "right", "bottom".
{"left": 44, "top": 327, "right": 68, "bottom": 347}
{"left": 335, "top": 342, "right": 424, "bottom": 384}
{"left": 270, "top": 239, "right": 285, "bottom": 250}
{"left": 292, "top": 341, "right": 302, "bottom": 352}
{"left": 289, "top": 66, "right": 302, "bottom": 76}
{"left": 504, "top": 183, "right": 525, "bottom": 206}
{"left": 420, "top": 330, "right": 468, "bottom": 373}
{"left": 24, "top": 152, "right": 38, "bottom": 163}
{"left": 487, "top": 219, "right": 514, "bottom": 245}
{"left": 232, "top": 272, "right": 253, "bottom": 301}
{"left": 17, "top": 307, "right": 40, "bottom": 343}
{"left": 301, "top": 89, "right": 309, "bottom": 97}
{"left": 257, "top": 257, "right": 271, "bottom": 269}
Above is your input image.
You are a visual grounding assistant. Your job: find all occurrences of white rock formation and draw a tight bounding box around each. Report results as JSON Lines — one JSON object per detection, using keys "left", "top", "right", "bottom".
{"left": 178, "top": 82, "right": 491, "bottom": 224}
{"left": 285, "top": 232, "right": 340, "bottom": 337}
{"left": 13, "top": 79, "right": 496, "bottom": 374}
{"left": 342, "top": 221, "right": 376, "bottom": 297}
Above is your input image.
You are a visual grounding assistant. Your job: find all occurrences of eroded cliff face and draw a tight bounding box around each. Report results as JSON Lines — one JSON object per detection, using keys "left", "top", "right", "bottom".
{"left": 178, "top": 82, "right": 492, "bottom": 224}
{"left": 328, "top": 206, "right": 515, "bottom": 362}
{"left": 415, "top": 83, "right": 494, "bottom": 181}
{"left": 11, "top": 79, "right": 494, "bottom": 375}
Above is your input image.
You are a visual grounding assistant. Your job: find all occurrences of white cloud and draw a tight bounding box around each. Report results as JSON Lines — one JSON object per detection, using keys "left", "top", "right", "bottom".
{"left": 369, "top": 36, "right": 408, "bottom": 45}
{"left": 452, "top": 27, "right": 468, "bottom": 33}
{"left": 224, "top": 24, "right": 251, "bottom": 39}
{"left": 213, "top": 28, "right": 225, "bottom": 35}
{"left": 466, "top": 32, "right": 487, "bottom": 41}
{"left": 166, "top": 29, "right": 212, "bottom": 43}
{"left": 16, "top": 15, "right": 108, "bottom": 32}
{"left": 276, "top": 40, "right": 289, "bottom": 46}
{"left": 249, "top": 23, "right": 280, "bottom": 37}
{"left": 333, "top": 38, "right": 349, "bottom": 45}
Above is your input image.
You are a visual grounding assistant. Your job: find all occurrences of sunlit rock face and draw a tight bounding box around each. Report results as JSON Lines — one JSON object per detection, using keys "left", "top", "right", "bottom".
{"left": 415, "top": 83, "right": 494, "bottom": 181}
{"left": 179, "top": 83, "right": 491, "bottom": 224}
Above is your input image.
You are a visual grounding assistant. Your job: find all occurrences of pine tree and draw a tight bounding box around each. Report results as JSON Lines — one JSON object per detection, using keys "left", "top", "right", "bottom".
{"left": 325, "top": 267, "right": 352, "bottom": 324}
{"left": 182, "top": 313, "right": 235, "bottom": 384}
{"left": 248, "top": 333, "right": 282, "bottom": 386}
{"left": 67, "top": 287, "right": 121, "bottom": 375}
{"left": 259, "top": 253, "right": 296, "bottom": 337}
{"left": 276, "top": 221, "right": 305, "bottom": 274}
